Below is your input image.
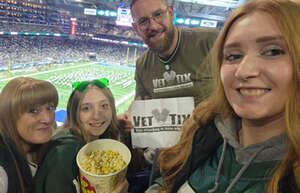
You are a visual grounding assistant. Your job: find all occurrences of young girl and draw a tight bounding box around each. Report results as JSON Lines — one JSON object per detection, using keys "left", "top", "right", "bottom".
{"left": 147, "top": 0, "right": 300, "bottom": 192}
{"left": 0, "top": 77, "right": 58, "bottom": 193}
{"left": 35, "top": 78, "right": 128, "bottom": 193}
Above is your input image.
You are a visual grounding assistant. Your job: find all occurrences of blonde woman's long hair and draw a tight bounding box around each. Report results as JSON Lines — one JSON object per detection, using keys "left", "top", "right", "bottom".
{"left": 157, "top": 0, "right": 300, "bottom": 192}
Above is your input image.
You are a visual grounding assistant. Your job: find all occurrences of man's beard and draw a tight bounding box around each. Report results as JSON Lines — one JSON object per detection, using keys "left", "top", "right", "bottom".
{"left": 144, "top": 26, "right": 175, "bottom": 54}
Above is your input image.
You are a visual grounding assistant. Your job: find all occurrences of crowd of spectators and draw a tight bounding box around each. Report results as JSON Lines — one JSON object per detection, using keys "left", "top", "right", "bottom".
{"left": 0, "top": 0, "right": 48, "bottom": 24}
{"left": 0, "top": 35, "right": 146, "bottom": 70}
{"left": 95, "top": 23, "right": 138, "bottom": 40}
{"left": 0, "top": 0, "right": 146, "bottom": 72}
{"left": 0, "top": 21, "right": 61, "bottom": 33}
{"left": 0, "top": 0, "right": 140, "bottom": 41}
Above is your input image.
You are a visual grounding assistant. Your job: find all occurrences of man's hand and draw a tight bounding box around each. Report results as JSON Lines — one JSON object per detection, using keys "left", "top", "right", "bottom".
{"left": 118, "top": 110, "right": 134, "bottom": 133}
{"left": 118, "top": 95, "right": 151, "bottom": 133}
{"left": 112, "top": 179, "right": 129, "bottom": 193}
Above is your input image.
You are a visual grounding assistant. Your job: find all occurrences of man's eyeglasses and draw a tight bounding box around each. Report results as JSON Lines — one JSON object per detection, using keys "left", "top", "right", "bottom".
{"left": 135, "top": 8, "right": 169, "bottom": 29}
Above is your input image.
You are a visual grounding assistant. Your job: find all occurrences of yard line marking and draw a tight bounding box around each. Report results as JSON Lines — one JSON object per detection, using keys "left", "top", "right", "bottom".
{"left": 0, "top": 62, "right": 98, "bottom": 82}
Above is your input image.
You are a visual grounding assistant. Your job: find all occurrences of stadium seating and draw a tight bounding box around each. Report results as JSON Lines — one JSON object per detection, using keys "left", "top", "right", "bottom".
{"left": 0, "top": 35, "right": 146, "bottom": 70}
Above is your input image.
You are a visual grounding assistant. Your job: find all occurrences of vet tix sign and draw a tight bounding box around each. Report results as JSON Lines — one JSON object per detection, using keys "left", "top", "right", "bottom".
{"left": 130, "top": 97, "right": 194, "bottom": 148}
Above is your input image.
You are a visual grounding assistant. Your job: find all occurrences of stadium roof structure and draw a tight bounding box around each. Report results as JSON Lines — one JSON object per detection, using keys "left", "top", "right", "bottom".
{"left": 46, "top": 0, "right": 249, "bottom": 22}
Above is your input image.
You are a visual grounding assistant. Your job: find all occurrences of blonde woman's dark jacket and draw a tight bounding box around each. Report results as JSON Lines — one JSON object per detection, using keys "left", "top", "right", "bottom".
{"left": 0, "top": 137, "right": 33, "bottom": 193}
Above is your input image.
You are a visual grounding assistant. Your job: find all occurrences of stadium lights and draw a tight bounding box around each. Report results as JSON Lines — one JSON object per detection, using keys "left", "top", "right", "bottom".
{"left": 176, "top": 18, "right": 185, "bottom": 24}
{"left": 110, "top": 11, "right": 117, "bottom": 17}
{"left": 190, "top": 19, "right": 200, "bottom": 25}
{"left": 97, "top": 10, "right": 105, "bottom": 16}
{"left": 175, "top": 17, "right": 216, "bottom": 27}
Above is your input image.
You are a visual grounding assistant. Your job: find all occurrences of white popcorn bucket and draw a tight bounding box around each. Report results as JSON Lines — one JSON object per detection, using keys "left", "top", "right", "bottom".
{"left": 76, "top": 139, "right": 131, "bottom": 193}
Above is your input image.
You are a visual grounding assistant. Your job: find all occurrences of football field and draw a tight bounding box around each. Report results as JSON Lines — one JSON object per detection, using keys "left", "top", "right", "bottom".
{"left": 0, "top": 61, "right": 136, "bottom": 115}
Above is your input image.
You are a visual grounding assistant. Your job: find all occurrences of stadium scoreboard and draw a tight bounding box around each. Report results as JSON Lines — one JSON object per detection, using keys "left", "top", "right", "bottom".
{"left": 84, "top": 7, "right": 133, "bottom": 26}
{"left": 115, "top": 7, "right": 133, "bottom": 27}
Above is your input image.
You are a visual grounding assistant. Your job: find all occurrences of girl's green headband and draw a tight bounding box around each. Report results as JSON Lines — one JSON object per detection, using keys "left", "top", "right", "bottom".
{"left": 72, "top": 78, "right": 109, "bottom": 92}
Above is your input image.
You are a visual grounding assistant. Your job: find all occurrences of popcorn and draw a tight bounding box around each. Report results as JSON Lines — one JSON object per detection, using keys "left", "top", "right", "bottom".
{"left": 80, "top": 150, "right": 126, "bottom": 175}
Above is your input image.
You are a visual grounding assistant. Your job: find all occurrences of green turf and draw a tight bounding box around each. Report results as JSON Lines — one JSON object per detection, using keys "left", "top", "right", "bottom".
{"left": 0, "top": 61, "right": 135, "bottom": 114}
